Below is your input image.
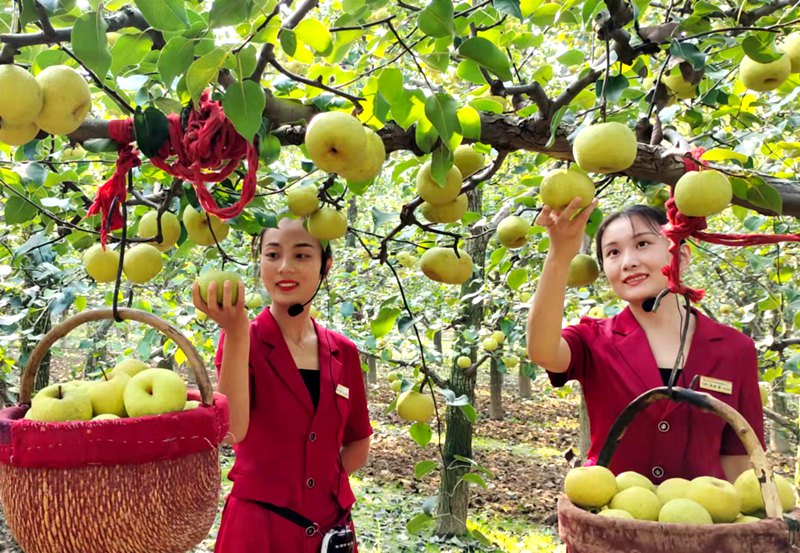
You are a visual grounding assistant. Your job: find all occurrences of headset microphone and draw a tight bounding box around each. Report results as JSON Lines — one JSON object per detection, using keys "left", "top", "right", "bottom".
{"left": 288, "top": 278, "right": 324, "bottom": 317}
{"left": 642, "top": 288, "right": 670, "bottom": 313}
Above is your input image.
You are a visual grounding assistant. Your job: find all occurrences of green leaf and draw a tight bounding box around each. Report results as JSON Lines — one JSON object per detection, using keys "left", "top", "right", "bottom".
{"left": 209, "top": 0, "right": 252, "bottom": 28}
{"left": 406, "top": 513, "right": 434, "bottom": 534}
{"left": 546, "top": 105, "right": 568, "bottom": 148}
{"left": 596, "top": 74, "right": 629, "bottom": 104}
{"left": 531, "top": 2, "right": 560, "bottom": 26}
{"left": 414, "top": 460, "right": 439, "bottom": 478}
{"left": 259, "top": 132, "right": 282, "bottom": 165}
{"left": 186, "top": 48, "right": 228, "bottom": 105}
{"left": 669, "top": 40, "right": 707, "bottom": 70}
{"left": 457, "top": 106, "right": 481, "bottom": 141}
{"left": 461, "top": 473, "right": 488, "bottom": 488}
{"left": 409, "top": 421, "right": 432, "bottom": 446}
{"left": 558, "top": 49, "right": 585, "bottom": 66}
{"left": 746, "top": 181, "right": 783, "bottom": 214}
{"left": 495, "top": 0, "right": 524, "bottom": 20}
{"left": 417, "top": 0, "right": 455, "bottom": 38}
{"left": 506, "top": 268, "right": 527, "bottom": 290}
{"left": 295, "top": 19, "right": 333, "bottom": 56}
{"left": 133, "top": 106, "right": 170, "bottom": 159}
{"left": 458, "top": 37, "right": 513, "bottom": 82}
{"left": 424, "top": 93, "right": 462, "bottom": 151}
{"left": 469, "top": 97, "right": 505, "bottom": 114}
{"left": 4, "top": 196, "right": 37, "bottom": 225}
{"left": 110, "top": 34, "right": 152, "bottom": 76}
{"left": 742, "top": 32, "right": 781, "bottom": 64}
{"left": 280, "top": 30, "right": 298, "bottom": 57}
{"left": 700, "top": 148, "right": 748, "bottom": 165}
{"left": 431, "top": 144, "right": 454, "bottom": 187}
{"left": 414, "top": 116, "right": 438, "bottom": 153}
{"left": 457, "top": 59, "right": 486, "bottom": 85}
{"left": 158, "top": 37, "right": 195, "bottom": 89}
{"left": 133, "top": 0, "right": 189, "bottom": 32}
{"left": 378, "top": 68, "right": 404, "bottom": 104}
{"left": 222, "top": 80, "right": 266, "bottom": 141}
{"left": 370, "top": 306, "right": 401, "bottom": 338}
{"left": 459, "top": 403, "right": 477, "bottom": 423}
{"left": 71, "top": 11, "right": 111, "bottom": 78}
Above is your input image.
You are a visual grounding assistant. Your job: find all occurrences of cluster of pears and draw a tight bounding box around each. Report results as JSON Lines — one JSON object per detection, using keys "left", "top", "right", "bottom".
{"left": 0, "top": 64, "right": 91, "bottom": 146}
{"left": 24, "top": 360, "right": 197, "bottom": 423}
{"left": 82, "top": 207, "right": 232, "bottom": 284}
{"left": 565, "top": 465, "right": 796, "bottom": 525}
{"left": 285, "top": 184, "right": 348, "bottom": 241}
{"left": 468, "top": 329, "right": 520, "bottom": 368}
{"left": 298, "top": 111, "right": 388, "bottom": 241}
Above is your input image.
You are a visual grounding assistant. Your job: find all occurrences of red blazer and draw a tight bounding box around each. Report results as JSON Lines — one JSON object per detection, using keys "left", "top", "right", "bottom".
{"left": 215, "top": 309, "right": 373, "bottom": 528}
{"left": 548, "top": 306, "right": 765, "bottom": 482}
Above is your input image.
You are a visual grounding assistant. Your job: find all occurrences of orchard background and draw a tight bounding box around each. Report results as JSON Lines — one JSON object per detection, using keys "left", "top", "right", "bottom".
{"left": 2, "top": 0, "right": 800, "bottom": 551}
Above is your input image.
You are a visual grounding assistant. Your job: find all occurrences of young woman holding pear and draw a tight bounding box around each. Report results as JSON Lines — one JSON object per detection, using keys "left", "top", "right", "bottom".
{"left": 526, "top": 198, "right": 764, "bottom": 484}
{"left": 193, "top": 217, "right": 372, "bottom": 553}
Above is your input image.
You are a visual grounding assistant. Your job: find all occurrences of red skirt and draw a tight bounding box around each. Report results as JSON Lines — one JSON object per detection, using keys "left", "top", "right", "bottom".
{"left": 214, "top": 496, "right": 359, "bottom": 553}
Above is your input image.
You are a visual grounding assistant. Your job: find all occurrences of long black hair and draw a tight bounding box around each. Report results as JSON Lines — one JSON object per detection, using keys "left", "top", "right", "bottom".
{"left": 594, "top": 205, "right": 667, "bottom": 270}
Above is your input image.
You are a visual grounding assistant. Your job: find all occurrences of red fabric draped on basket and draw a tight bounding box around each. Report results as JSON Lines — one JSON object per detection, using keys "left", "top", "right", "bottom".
{"left": 87, "top": 90, "right": 258, "bottom": 247}
{"left": 0, "top": 389, "right": 229, "bottom": 468}
{"left": 660, "top": 148, "right": 800, "bottom": 302}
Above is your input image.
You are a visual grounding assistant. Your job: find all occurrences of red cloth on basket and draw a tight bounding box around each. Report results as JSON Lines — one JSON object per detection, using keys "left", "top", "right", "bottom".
{"left": 0, "top": 390, "right": 229, "bottom": 468}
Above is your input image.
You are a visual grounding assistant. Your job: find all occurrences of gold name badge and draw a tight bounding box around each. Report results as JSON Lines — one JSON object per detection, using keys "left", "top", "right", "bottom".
{"left": 336, "top": 384, "right": 350, "bottom": 399}
{"left": 699, "top": 376, "right": 733, "bottom": 395}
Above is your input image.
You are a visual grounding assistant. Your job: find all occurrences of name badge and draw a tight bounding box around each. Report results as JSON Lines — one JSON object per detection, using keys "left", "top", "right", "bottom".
{"left": 336, "top": 384, "right": 350, "bottom": 399}
{"left": 699, "top": 376, "right": 733, "bottom": 395}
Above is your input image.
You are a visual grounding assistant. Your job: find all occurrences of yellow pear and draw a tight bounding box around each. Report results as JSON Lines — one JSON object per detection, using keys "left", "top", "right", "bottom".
{"left": 396, "top": 390, "right": 435, "bottom": 423}
{"left": 419, "top": 247, "right": 473, "bottom": 284}
{"left": 609, "top": 487, "right": 661, "bottom": 521}
{"left": 338, "top": 127, "right": 385, "bottom": 182}
{"left": 673, "top": 169, "right": 731, "bottom": 217}
{"left": 540, "top": 168, "right": 595, "bottom": 211}
{"left": 35, "top": 65, "right": 91, "bottom": 135}
{"left": 305, "top": 111, "right": 367, "bottom": 175}
{"left": 563, "top": 465, "right": 618, "bottom": 509}
{"left": 416, "top": 161, "right": 463, "bottom": 205}
{"left": 658, "top": 498, "right": 713, "bottom": 524}
{"left": 573, "top": 122, "right": 638, "bottom": 174}
{"left": 183, "top": 205, "right": 230, "bottom": 246}
{"left": 123, "top": 244, "right": 163, "bottom": 284}
{"left": 0, "top": 65, "right": 43, "bottom": 125}
{"left": 307, "top": 207, "right": 348, "bottom": 240}
{"left": 452, "top": 145, "right": 485, "bottom": 178}
{"left": 286, "top": 185, "right": 320, "bottom": 217}
{"left": 420, "top": 194, "right": 468, "bottom": 224}
{"left": 83, "top": 243, "right": 121, "bottom": 283}
{"left": 0, "top": 121, "right": 39, "bottom": 146}
{"left": 137, "top": 211, "right": 181, "bottom": 251}
{"left": 780, "top": 32, "right": 800, "bottom": 73}
{"left": 739, "top": 53, "right": 791, "bottom": 92}
{"left": 567, "top": 254, "right": 600, "bottom": 287}
{"left": 496, "top": 216, "right": 530, "bottom": 249}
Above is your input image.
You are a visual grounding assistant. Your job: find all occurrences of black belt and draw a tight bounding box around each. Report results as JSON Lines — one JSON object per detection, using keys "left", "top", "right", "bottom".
{"left": 256, "top": 501, "right": 350, "bottom": 537}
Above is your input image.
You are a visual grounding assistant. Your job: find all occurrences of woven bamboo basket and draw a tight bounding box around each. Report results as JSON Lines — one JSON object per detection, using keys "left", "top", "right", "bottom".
{"left": 0, "top": 308, "right": 230, "bottom": 553}
{"left": 557, "top": 386, "right": 800, "bottom": 553}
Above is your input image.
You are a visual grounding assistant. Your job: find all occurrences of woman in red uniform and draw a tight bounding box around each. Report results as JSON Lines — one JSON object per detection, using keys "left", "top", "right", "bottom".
{"left": 193, "top": 217, "right": 373, "bottom": 553}
{"left": 527, "top": 199, "right": 764, "bottom": 484}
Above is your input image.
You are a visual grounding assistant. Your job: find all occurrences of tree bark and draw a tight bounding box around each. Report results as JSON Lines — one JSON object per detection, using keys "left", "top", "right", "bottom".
{"left": 579, "top": 387, "right": 591, "bottom": 462}
{"left": 435, "top": 187, "right": 490, "bottom": 537}
{"left": 769, "top": 384, "right": 792, "bottom": 454}
{"left": 489, "top": 356, "right": 504, "bottom": 420}
{"left": 518, "top": 370, "right": 531, "bottom": 399}
{"left": 365, "top": 354, "right": 377, "bottom": 385}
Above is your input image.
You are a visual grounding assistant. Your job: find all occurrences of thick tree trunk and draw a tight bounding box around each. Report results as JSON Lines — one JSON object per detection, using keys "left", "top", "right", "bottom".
{"left": 518, "top": 370, "right": 532, "bottom": 399}
{"left": 23, "top": 309, "right": 52, "bottom": 394}
{"left": 769, "top": 385, "right": 792, "bottom": 454}
{"left": 489, "top": 356, "right": 504, "bottom": 420}
{"left": 365, "top": 354, "right": 377, "bottom": 385}
{"left": 435, "top": 188, "right": 489, "bottom": 537}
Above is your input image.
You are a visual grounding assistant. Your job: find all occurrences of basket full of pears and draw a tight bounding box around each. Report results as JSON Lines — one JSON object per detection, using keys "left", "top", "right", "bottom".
{"left": 557, "top": 387, "right": 800, "bottom": 553}
{"left": 0, "top": 308, "right": 230, "bottom": 553}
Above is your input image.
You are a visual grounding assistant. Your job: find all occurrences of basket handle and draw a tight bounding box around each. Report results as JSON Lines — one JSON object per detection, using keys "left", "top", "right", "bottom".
{"left": 595, "top": 386, "right": 782, "bottom": 519}
{"left": 20, "top": 308, "right": 214, "bottom": 407}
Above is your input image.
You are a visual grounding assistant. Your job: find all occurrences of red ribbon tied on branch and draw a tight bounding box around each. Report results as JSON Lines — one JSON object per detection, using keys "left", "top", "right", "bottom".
{"left": 661, "top": 146, "right": 800, "bottom": 303}
{"left": 87, "top": 90, "right": 258, "bottom": 247}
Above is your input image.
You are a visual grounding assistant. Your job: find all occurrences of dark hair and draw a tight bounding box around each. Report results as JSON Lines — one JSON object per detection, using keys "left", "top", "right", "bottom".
{"left": 252, "top": 225, "right": 333, "bottom": 277}
{"left": 594, "top": 205, "right": 667, "bottom": 270}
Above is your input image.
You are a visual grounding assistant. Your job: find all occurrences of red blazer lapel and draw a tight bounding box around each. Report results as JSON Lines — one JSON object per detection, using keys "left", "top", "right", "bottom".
{"left": 254, "top": 309, "right": 315, "bottom": 413}
{"left": 610, "top": 307, "right": 663, "bottom": 393}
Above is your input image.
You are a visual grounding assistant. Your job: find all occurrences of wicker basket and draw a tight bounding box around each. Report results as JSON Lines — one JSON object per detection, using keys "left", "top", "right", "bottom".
{"left": 0, "top": 308, "right": 230, "bottom": 553}
{"left": 557, "top": 386, "right": 800, "bottom": 553}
